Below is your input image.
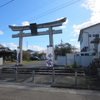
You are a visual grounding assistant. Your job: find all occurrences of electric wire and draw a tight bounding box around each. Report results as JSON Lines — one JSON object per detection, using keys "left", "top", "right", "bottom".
{"left": 28, "top": 0, "right": 81, "bottom": 21}
{"left": 0, "top": 0, "right": 14, "bottom": 8}
{"left": 24, "top": 0, "right": 57, "bottom": 15}
{"left": 1, "top": 0, "right": 81, "bottom": 32}
{"left": 12, "top": 0, "right": 80, "bottom": 24}
{"left": 0, "top": 0, "right": 57, "bottom": 30}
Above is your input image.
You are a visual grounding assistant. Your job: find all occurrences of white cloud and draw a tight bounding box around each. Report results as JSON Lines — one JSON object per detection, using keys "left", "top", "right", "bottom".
{"left": 60, "top": 25, "right": 66, "bottom": 29}
{"left": 81, "top": 0, "right": 100, "bottom": 12}
{"left": 12, "top": 24, "right": 17, "bottom": 26}
{"left": 0, "top": 30, "right": 3, "bottom": 34}
{"left": 70, "top": 39, "right": 77, "bottom": 41}
{"left": 22, "top": 21, "right": 29, "bottom": 26}
{"left": 12, "top": 21, "right": 29, "bottom": 26}
{"left": 31, "top": 46, "right": 46, "bottom": 51}
{"left": 2, "top": 42, "right": 46, "bottom": 51}
{"left": 73, "top": 21, "right": 94, "bottom": 36}
{"left": 2, "top": 43, "right": 18, "bottom": 50}
{"left": 73, "top": 0, "right": 100, "bottom": 36}
{"left": 81, "top": 0, "right": 100, "bottom": 23}
{"left": 24, "top": 45, "right": 46, "bottom": 51}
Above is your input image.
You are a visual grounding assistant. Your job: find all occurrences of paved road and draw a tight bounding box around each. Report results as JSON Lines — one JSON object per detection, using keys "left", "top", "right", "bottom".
{"left": 23, "top": 61, "right": 47, "bottom": 68}
{"left": 2, "top": 61, "right": 47, "bottom": 68}
{"left": 0, "top": 83, "right": 100, "bottom": 100}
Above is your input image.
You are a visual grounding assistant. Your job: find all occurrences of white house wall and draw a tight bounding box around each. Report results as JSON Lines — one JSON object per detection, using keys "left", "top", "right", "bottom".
{"left": 80, "top": 24, "right": 100, "bottom": 52}
{"left": 80, "top": 33, "right": 88, "bottom": 50}
{"left": 83, "top": 33, "right": 88, "bottom": 47}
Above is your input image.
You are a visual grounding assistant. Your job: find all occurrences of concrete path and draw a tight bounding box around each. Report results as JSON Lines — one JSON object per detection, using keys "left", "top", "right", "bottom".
{"left": 0, "top": 83, "right": 100, "bottom": 100}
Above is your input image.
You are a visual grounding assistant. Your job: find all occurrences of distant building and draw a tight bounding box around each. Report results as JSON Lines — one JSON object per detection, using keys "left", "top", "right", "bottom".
{"left": 0, "top": 44, "right": 14, "bottom": 62}
{"left": 26, "top": 49, "right": 35, "bottom": 54}
{"left": 78, "top": 23, "right": 100, "bottom": 52}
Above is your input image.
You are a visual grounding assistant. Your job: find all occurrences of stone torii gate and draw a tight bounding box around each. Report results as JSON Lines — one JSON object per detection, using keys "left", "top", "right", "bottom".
{"left": 9, "top": 18, "right": 66, "bottom": 64}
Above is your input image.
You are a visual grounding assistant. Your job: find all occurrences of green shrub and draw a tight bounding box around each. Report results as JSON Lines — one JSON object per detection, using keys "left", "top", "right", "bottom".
{"left": 66, "top": 65, "right": 73, "bottom": 68}
{"left": 22, "top": 51, "right": 31, "bottom": 61}
{"left": 72, "top": 61, "right": 80, "bottom": 68}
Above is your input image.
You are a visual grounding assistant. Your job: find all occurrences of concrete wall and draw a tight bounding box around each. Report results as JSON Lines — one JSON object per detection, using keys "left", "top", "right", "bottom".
{"left": 75, "top": 56, "right": 94, "bottom": 67}
{"left": 0, "top": 58, "right": 3, "bottom": 65}
{"left": 57, "top": 54, "right": 94, "bottom": 67}
{"left": 75, "top": 56, "right": 81, "bottom": 66}
{"left": 57, "top": 56, "right": 66, "bottom": 66}
{"left": 66, "top": 53, "right": 74, "bottom": 65}
{"left": 80, "top": 56, "right": 93, "bottom": 67}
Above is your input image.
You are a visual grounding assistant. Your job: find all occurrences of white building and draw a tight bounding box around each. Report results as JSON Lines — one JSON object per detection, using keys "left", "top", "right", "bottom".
{"left": 78, "top": 23, "right": 100, "bottom": 52}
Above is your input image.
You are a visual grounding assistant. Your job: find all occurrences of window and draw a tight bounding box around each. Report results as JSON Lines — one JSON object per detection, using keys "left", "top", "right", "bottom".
{"left": 93, "top": 34, "right": 95, "bottom": 37}
{"left": 85, "top": 53, "right": 89, "bottom": 56}
{"left": 89, "top": 34, "right": 91, "bottom": 37}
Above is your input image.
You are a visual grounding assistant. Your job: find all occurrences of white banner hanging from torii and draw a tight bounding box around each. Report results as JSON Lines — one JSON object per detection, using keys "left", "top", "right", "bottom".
{"left": 46, "top": 45, "right": 54, "bottom": 67}
{"left": 16, "top": 46, "right": 20, "bottom": 65}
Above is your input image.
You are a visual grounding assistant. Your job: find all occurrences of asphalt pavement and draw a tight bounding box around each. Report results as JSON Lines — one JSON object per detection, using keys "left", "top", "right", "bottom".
{"left": 0, "top": 83, "right": 100, "bottom": 100}
{"left": 1, "top": 61, "right": 47, "bottom": 68}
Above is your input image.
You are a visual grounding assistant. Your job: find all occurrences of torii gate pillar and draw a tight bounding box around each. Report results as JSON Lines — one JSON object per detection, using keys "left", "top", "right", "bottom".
{"left": 19, "top": 30, "right": 23, "bottom": 64}
{"left": 49, "top": 26, "right": 53, "bottom": 45}
{"left": 9, "top": 18, "right": 66, "bottom": 65}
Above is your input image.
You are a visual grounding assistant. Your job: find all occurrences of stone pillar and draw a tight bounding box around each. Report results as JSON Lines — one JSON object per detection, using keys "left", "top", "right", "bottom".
{"left": 19, "top": 30, "right": 23, "bottom": 64}
{"left": 49, "top": 26, "right": 53, "bottom": 45}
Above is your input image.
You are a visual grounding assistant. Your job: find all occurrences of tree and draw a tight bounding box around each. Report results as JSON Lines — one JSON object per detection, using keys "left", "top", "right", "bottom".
{"left": 22, "top": 51, "right": 31, "bottom": 61}
{"left": 54, "top": 41, "right": 77, "bottom": 58}
{"left": 32, "top": 52, "right": 38, "bottom": 56}
{"left": 11, "top": 50, "right": 17, "bottom": 61}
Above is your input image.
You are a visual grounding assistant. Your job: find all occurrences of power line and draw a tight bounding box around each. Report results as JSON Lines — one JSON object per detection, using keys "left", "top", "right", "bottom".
{"left": 27, "top": 0, "right": 81, "bottom": 21}
{"left": 25, "top": 0, "right": 57, "bottom": 15}
{"left": 0, "top": 0, "right": 56, "bottom": 29}
{"left": 0, "top": 0, "right": 14, "bottom": 8}
{"left": 13, "top": 0, "right": 81, "bottom": 23}
{"left": 14, "top": 0, "right": 57, "bottom": 23}
{"left": 1, "top": 0, "right": 81, "bottom": 32}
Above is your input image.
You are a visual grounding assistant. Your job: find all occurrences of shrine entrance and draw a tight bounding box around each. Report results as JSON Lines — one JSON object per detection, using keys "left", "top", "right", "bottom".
{"left": 9, "top": 18, "right": 66, "bottom": 64}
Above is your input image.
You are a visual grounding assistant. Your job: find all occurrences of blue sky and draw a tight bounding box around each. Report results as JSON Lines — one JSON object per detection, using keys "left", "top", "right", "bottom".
{"left": 0, "top": 0, "right": 100, "bottom": 52}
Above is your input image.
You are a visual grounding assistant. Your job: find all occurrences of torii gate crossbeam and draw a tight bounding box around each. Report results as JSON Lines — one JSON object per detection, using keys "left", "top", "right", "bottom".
{"left": 9, "top": 18, "right": 66, "bottom": 64}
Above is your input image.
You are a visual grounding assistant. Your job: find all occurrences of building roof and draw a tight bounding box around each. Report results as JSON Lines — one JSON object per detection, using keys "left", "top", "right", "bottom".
{"left": 0, "top": 44, "right": 13, "bottom": 52}
{"left": 0, "top": 44, "right": 4, "bottom": 48}
{"left": 78, "top": 23, "right": 100, "bottom": 41}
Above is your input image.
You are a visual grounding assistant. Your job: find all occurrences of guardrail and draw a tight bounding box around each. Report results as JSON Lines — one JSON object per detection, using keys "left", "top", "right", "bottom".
{"left": 0, "top": 67, "right": 85, "bottom": 84}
